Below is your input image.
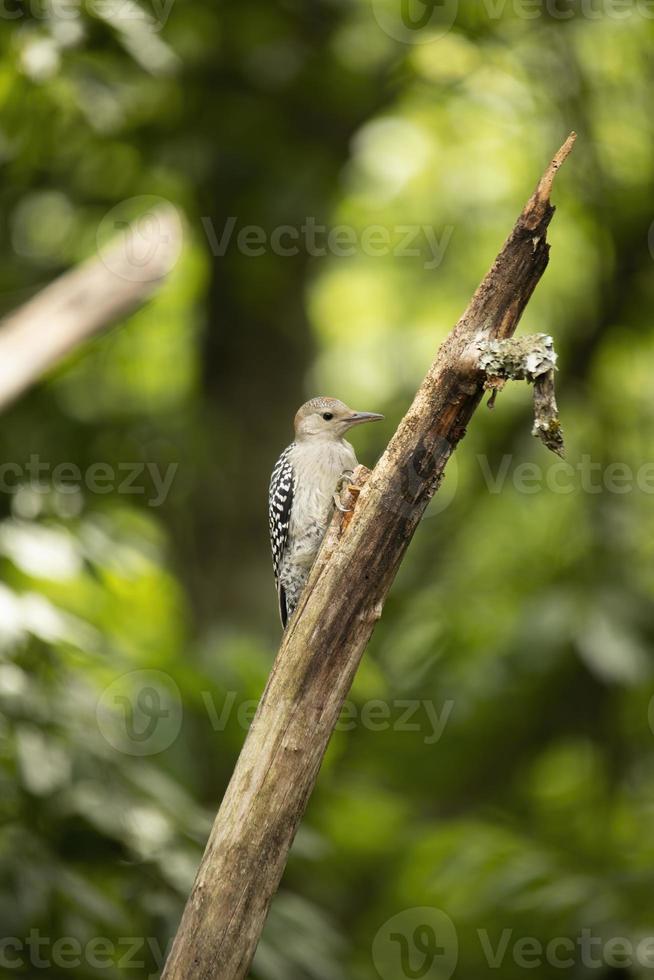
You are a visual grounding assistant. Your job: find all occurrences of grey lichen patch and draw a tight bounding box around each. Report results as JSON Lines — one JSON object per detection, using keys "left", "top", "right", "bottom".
{"left": 476, "top": 333, "right": 565, "bottom": 457}
{"left": 477, "top": 333, "right": 558, "bottom": 380}
{"left": 532, "top": 371, "right": 565, "bottom": 458}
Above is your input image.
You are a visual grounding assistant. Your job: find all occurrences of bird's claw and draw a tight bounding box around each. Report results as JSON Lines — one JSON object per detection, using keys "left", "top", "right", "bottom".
{"left": 333, "top": 470, "right": 359, "bottom": 512}
{"left": 333, "top": 493, "right": 352, "bottom": 513}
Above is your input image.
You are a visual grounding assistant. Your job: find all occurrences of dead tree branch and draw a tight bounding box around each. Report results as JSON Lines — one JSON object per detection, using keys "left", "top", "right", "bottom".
{"left": 161, "top": 132, "right": 576, "bottom": 980}
{"left": 0, "top": 205, "right": 182, "bottom": 412}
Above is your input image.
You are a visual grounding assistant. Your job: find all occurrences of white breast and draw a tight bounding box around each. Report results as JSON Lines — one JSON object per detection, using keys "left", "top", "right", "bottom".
{"left": 288, "top": 438, "right": 357, "bottom": 551}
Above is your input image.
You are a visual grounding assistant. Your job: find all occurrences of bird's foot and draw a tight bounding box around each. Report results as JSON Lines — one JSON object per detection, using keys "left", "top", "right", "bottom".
{"left": 333, "top": 492, "right": 351, "bottom": 513}
{"left": 333, "top": 470, "right": 356, "bottom": 512}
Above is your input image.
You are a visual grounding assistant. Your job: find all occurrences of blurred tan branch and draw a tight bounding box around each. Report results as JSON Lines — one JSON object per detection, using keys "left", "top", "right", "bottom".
{"left": 164, "top": 134, "right": 576, "bottom": 980}
{"left": 0, "top": 205, "right": 182, "bottom": 412}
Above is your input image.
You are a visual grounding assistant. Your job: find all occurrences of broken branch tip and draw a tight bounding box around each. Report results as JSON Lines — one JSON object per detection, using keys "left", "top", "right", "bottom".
{"left": 534, "top": 131, "right": 577, "bottom": 206}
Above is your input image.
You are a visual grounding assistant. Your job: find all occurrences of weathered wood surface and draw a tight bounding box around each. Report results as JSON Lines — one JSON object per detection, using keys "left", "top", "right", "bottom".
{"left": 161, "top": 133, "right": 576, "bottom": 980}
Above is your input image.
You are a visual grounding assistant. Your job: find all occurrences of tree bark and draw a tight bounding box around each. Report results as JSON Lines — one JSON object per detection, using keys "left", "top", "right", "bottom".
{"left": 161, "top": 133, "right": 576, "bottom": 980}
{"left": 0, "top": 205, "right": 181, "bottom": 412}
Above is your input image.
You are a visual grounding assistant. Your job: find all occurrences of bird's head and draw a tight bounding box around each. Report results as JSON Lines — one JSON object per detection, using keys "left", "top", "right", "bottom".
{"left": 294, "top": 397, "right": 384, "bottom": 442}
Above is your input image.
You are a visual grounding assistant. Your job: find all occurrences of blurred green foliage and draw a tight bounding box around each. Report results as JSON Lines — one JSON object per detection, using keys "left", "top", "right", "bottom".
{"left": 1, "top": 1, "right": 654, "bottom": 978}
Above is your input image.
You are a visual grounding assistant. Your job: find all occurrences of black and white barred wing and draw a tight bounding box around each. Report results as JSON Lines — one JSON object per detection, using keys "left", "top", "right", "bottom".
{"left": 269, "top": 444, "right": 295, "bottom": 584}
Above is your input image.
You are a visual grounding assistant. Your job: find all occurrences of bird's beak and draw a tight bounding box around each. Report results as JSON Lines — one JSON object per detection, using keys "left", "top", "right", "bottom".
{"left": 346, "top": 411, "right": 385, "bottom": 427}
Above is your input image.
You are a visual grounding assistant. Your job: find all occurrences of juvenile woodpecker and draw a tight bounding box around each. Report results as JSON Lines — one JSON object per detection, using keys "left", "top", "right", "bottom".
{"left": 269, "top": 397, "right": 383, "bottom": 628}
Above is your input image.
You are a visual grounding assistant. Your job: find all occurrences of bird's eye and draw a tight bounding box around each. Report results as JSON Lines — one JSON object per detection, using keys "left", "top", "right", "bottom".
{"left": 322, "top": 412, "right": 333, "bottom": 421}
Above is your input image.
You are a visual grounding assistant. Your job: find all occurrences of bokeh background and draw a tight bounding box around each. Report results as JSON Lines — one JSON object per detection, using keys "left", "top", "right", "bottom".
{"left": 1, "top": 1, "right": 654, "bottom": 978}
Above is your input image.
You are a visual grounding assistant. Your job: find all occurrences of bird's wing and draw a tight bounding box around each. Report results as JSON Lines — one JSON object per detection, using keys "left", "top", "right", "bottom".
{"left": 269, "top": 444, "right": 295, "bottom": 588}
